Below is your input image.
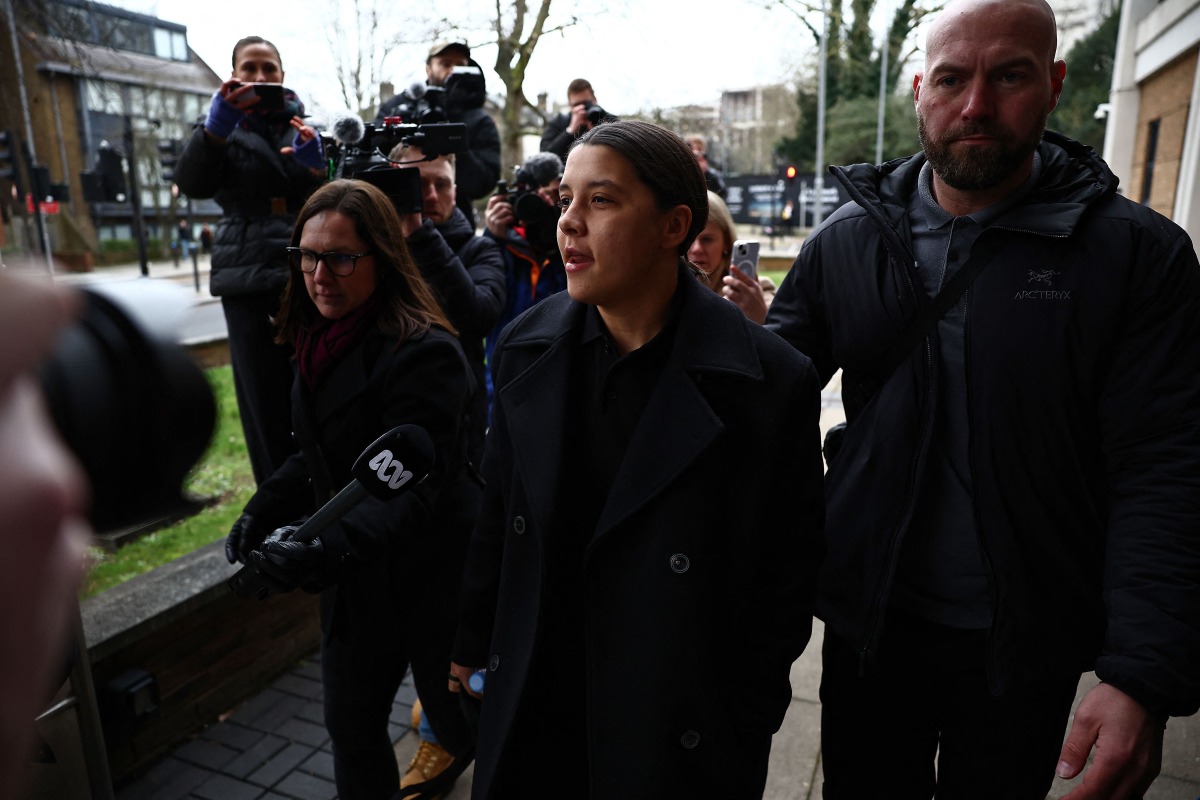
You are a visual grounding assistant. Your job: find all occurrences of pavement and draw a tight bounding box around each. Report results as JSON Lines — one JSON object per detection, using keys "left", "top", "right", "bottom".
{"left": 54, "top": 257, "right": 1200, "bottom": 800}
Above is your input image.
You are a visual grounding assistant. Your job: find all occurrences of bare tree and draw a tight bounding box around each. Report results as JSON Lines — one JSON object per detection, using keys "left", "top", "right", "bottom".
{"left": 326, "top": 0, "right": 441, "bottom": 117}
{"left": 489, "top": 0, "right": 578, "bottom": 170}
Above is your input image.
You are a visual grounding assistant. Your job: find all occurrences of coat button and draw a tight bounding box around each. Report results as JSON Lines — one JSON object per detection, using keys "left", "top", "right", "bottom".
{"left": 489, "top": 654, "right": 500, "bottom": 671}
{"left": 680, "top": 729, "right": 700, "bottom": 749}
{"left": 670, "top": 553, "right": 690, "bottom": 573}
{"left": 513, "top": 515, "right": 526, "bottom": 534}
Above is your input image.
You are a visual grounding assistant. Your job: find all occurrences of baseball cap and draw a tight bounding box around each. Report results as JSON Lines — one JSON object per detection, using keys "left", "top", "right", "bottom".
{"left": 428, "top": 41, "right": 471, "bottom": 59}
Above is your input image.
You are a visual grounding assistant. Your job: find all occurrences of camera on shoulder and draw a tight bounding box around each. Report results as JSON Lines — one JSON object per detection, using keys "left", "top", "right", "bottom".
{"left": 322, "top": 118, "right": 468, "bottom": 214}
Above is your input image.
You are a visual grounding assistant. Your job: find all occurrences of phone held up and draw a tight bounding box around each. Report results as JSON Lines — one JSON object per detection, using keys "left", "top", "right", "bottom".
{"left": 732, "top": 240, "right": 760, "bottom": 280}
{"left": 234, "top": 82, "right": 286, "bottom": 112}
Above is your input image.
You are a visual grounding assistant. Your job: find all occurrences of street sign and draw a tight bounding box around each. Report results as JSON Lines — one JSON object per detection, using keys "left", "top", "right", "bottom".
{"left": 39, "top": 201, "right": 60, "bottom": 215}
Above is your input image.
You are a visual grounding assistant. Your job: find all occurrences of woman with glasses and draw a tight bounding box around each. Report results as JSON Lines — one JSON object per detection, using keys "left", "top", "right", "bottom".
{"left": 450, "top": 120, "right": 825, "bottom": 798}
{"left": 226, "top": 179, "right": 480, "bottom": 800}
{"left": 174, "top": 36, "right": 326, "bottom": 487}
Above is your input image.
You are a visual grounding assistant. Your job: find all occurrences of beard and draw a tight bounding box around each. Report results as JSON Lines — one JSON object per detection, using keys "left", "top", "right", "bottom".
{"left": 917, "top": 112, "right": 1046, "bottom": 191}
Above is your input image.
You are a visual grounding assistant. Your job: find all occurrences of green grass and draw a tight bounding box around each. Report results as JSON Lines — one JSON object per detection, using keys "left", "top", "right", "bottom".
{"left": 80, "top": 365, "right": 256, "bottom": 599}
{"left": 764, "top": 269, "right": 787, "bottom": 288}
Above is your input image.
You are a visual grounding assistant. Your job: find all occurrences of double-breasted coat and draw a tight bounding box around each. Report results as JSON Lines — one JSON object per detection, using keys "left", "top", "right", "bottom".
{"left": 455, "top": 268, "right": 825, "bottom": 798}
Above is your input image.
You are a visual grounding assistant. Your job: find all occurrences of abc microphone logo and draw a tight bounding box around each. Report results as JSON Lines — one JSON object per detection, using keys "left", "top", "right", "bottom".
{"left": 367, "top": 449, "right": 414, "bottom": 490}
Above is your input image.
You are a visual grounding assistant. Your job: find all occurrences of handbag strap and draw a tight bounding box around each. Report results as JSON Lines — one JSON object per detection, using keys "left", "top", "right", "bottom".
{"left": 849, "top": 235, "right": 1005, "bottom": 406}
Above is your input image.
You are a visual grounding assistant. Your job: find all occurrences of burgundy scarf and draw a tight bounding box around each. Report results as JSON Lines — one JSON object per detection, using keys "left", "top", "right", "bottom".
{"left": 295, "top": 294, "right": 381, "bottom": 391}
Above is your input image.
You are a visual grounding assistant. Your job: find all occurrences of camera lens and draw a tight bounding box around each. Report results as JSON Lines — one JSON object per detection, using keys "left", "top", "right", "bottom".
{"left": 38, "top": 290, "right": 216, "bottom": 532}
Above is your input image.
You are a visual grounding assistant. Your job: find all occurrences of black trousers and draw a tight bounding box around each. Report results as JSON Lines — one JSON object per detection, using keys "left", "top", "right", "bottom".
{"left": 220, "top": 293, "right": 296, "bottom": 485}
{"left": 321, "top": 550, "right": 474, "bottom": 800}
{"left": 819, "top": 611, "right": 1080, "bottom": 800}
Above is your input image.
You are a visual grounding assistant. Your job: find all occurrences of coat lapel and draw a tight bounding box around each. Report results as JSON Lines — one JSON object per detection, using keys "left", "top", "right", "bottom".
{"left": 593, "top": 362, "right": 723, "bottom": 540}
{"left": 593, "top": 271, "right": 763, "bottom": 543}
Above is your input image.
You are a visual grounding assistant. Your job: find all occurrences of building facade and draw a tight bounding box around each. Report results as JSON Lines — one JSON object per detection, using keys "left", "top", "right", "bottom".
{"left": 0, "top": 0, "right": 220, "bottom": 264}
{"left": 1104, "top": 0, "right": 1200, "bottom": 245}
{"left": 718, "top": 84, "right": 799, "bottom": 177}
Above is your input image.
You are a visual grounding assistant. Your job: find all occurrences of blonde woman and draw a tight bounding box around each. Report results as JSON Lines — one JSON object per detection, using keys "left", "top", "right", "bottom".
{"left": 686, "top": 190, "right": 775, "bottom": 323}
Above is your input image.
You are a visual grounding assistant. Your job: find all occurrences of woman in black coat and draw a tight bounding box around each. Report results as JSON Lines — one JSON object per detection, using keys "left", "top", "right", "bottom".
{"left": 451, "top": 121, "right": 826, "bottom": 798}
{"left": 224, "top": 179, "right": 479, "bottom": 800}
{"left": 174, "top": 36, "right": 325, "bottom": 485}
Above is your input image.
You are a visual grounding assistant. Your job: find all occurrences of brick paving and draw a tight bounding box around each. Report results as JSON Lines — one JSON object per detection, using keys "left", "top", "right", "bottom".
{"left": 113, "top": 653, "right": 418, "bottom": 800}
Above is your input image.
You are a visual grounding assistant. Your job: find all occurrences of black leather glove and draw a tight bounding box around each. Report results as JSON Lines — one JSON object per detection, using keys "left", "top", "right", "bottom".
{"left": 225, "top": 512, "right": 266, "bottom": 565}
{"left": 249, "top": 527, "right": 327, "bottom": 595}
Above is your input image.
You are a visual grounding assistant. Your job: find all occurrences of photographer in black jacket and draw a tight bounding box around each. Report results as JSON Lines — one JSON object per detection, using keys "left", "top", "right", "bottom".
{"left": 376, "top": 42, "right": 501, "bottom": 222}
{"left": 391, "top": 142, "right": 504, "bottom": 466}
{"left": 539, "top": 78, "right": 616, "bottom": 162}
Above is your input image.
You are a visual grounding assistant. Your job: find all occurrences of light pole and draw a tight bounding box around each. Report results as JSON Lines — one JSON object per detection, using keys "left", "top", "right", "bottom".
{"left": 813, "top": 0, "right": 829, "bottom": 229}
{"left": 876, "top": 0, "right": 891, "bottom": 164}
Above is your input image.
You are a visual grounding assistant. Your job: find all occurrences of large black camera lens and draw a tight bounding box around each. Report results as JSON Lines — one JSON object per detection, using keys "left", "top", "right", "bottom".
{"left": 38, "top": 289, "right": 216, "bottom": 533}
{"left": 512, "top": 192, "right": 558, "bottom": 227}
{"left": 586, "top": 104, "right": 607, "bottom": 126}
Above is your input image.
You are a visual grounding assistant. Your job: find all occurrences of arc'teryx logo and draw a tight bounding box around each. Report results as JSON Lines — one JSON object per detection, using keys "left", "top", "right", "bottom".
{"left": 1027, "top": 269, "right": 1060, "bottom": 286}
{"left": 367, "top": 449, "right": 414, "bottom": 489}
{"left": 1015, "top": 268, "right": 1071, "bottom": 301}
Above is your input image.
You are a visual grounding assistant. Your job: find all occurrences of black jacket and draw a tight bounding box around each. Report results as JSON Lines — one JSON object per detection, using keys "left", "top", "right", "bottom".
{"left": 455, "top": 267, "right": 825, "bottom": 797}
{"left": 406, "top": 207, "right": 505, "bottom": 462}
{"left": 244, "top": 326, "right": 479, "bottom": 636}
{"left": 539, "top": 108, "right": 618, "bottom": 162}
{"left": 174, "top": 119, "right": 324, "bottom": 297}
{"left": 765, "top": 132, "right": 1200, "bottom": 719}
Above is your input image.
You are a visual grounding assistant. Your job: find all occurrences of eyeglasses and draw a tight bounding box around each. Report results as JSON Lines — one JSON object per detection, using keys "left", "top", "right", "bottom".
{"left": 286, "top": 247, "right": 372, "bottom": 277}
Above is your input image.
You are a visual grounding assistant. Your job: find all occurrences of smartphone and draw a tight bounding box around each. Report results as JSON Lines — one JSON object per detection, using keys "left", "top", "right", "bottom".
{"left": 245, "top": 83, "right": 286, "bottom": 111}
{"left": 732, "top": 240, "right": 760, "bottom": 280}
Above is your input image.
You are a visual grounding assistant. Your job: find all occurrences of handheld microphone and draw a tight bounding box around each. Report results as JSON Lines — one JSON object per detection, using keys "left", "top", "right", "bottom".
{"left": 227, "top": 424, "right": 435, "bottom": 599}
{"left": 331, "top": 111, "right": 366, "bottom": 145}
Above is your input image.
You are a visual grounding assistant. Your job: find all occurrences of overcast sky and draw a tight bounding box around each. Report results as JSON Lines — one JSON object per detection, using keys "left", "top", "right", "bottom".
{"left": 105, "top": 0, "right": 845, "bottom": 119}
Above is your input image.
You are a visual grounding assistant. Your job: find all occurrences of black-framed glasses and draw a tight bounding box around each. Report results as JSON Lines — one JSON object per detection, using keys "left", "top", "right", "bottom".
{"left": 286, "top": 247, "right": 371, "bottom": 277}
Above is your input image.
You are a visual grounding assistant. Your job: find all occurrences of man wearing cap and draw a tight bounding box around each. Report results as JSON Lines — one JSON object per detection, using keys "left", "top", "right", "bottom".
{"left": 377, "top": 41, "right": 501, "bottom": 221}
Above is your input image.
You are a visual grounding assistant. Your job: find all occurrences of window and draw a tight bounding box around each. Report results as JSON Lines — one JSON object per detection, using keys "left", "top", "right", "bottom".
{"left": 1141, "top": 118, "right": 1160, "bottom": 206}
{"left": 46, "top": 4, "right": 93, "bottom": 42}
{"left": 99, "top": 15, "right": 152, "bottom": 57}
{"left": 154, "top": 27, "right": 189, "bottom": 61}
{"left": 86, "top": 80, "right": 124, "bottom": 115}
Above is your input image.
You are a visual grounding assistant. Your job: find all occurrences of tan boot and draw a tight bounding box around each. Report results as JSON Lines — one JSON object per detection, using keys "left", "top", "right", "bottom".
{"left": 410, "top": 698, "right": 422, "bottom": 732}
{"left": 399, "top": 739, "right": 455, "bottom": 799}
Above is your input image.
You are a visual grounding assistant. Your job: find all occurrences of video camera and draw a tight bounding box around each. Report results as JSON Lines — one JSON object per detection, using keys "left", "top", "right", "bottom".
{"left": 389, "top": 66, "right": 487, "bottom": 124}
{"left": 583, "top": 102, "right": 609, "bottom": 127}
{"left": 324, "top": 116, "right": 468, "bottom": 215}
{"left": 495, "top": 157, "right": 561, "bottom": 252}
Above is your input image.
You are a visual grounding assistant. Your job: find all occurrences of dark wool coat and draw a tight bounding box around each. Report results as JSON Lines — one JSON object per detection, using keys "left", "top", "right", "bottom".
{"left": 455, "top": 268, "right": 825, "bottom": 798}
{"left": 245, "top": 326, "right": 480, "bottom": 637}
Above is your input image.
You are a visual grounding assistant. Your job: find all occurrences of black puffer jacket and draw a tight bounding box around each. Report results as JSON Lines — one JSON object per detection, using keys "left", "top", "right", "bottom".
{"left": 175, "top": 116, "right": 324, "bottom": 297}
{"left": 766, "top": 132, "right": 1200, "bottom": 719}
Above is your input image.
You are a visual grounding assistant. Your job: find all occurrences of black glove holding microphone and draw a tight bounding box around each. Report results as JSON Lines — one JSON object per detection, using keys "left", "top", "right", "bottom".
{"left": 225, "top": 512, "right": 267, "bottom": 565}
{"left": 250, "top": 524, "right": 328, "bottom": 594}
{"left": 225, "top": 515, "right": 328, "bottom": 592}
